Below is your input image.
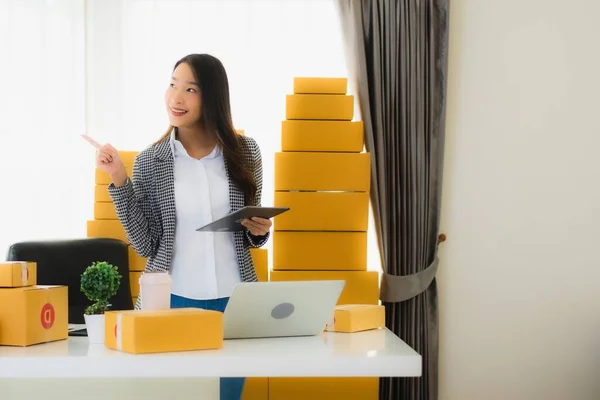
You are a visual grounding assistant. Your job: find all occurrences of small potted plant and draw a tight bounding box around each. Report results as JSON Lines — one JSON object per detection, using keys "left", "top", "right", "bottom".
{"left": 80, "top": 261, "right": 122, "bottom": 344}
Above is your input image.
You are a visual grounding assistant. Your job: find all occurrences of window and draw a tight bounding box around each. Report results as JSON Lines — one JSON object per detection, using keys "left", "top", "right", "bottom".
{"left": 0, "top": 0, "right": 381, "bottom": 273}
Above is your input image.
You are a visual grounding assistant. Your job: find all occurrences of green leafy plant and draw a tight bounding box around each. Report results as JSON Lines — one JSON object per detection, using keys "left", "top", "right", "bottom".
{"left": 80, "top": 261, "right": 122, "bottom": 315}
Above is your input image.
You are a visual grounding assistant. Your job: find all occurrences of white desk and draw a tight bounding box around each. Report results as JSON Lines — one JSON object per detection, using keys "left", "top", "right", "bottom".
{"left": 0, "top": 328, "right": 420, "bottom": 399}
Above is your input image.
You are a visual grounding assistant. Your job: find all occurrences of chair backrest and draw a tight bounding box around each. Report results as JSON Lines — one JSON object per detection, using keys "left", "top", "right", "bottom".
{"left": 6, "top": 238, "right": 134, "bottom": 323}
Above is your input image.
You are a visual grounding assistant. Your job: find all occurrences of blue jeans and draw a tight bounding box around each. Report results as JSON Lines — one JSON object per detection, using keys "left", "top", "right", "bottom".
{"left": 170, "top": 294, "right": 245, "bottom": 400}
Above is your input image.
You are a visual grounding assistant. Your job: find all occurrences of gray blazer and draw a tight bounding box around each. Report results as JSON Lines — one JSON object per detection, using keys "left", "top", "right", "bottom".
{"left": 108, "top": 134, "right": 269, "bottom": 306}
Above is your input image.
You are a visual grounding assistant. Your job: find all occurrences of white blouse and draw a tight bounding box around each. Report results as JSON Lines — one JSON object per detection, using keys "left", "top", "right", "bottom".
{"left": 168, "top": 131, "right": 241, "bottom": 300}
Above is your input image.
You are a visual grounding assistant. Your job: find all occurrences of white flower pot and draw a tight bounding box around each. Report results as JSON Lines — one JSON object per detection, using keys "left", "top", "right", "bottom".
{"left": 84, "top": 314, "right": 106, "bottom": 344}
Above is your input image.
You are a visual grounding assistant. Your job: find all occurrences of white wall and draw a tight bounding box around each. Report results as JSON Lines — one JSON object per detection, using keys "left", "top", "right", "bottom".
{"left": 438, "top": 1, "right": 600, "bottom": 399}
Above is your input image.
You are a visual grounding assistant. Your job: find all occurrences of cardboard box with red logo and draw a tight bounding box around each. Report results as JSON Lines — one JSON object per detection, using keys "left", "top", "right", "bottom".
{"left": 0, "top": 261, "right": 37, "bottom": 287}
{"left": 105, "top": 308, "right": 223, "bottom": 354}
{"left": 0, "top": 285, "right": 68, "bottom": 346}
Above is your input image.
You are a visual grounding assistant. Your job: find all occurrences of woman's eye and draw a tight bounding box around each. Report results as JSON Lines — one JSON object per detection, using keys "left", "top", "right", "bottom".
{"left": 187, "top": 88, "right": 196, "bottom": 93}
{"left": 169, "top": 83, "right": 175, "bottom": 88}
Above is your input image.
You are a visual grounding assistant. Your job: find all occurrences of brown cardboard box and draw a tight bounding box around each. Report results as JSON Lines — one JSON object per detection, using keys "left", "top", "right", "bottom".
{"left": 270, "top": 271, "right": 379, "bottom": 305}
{"left": 94, "top": 184, "right": 111, "bottom": 202}
{"left": 94, "top": 202, "right": 117, "bottom": 220}
{"left": 0, "top": 285, "right": 68, "bottom": 346}
{"left": 128, "top": 246, "right": 146, "bottom": 271}
{"left": 95, "top": 167, "right": 132, "bottom": 185}
{"left": 118, "top": 151, "right": 138, "bottom": 170}
{"left": 286, "top": 94, "right": 354, "bottom": 120}
{"left": 129, "top": 271, "right": 141, "bottom": 298}
{"left": 241, "top": 378, "right": 268, "bottom": 400}
{"left": 250, "top": 248, "right": 268, "bottom": 282}
{"left": 281, "top": 120, "right": 363, "bottom": 152}
{"left": 274, "top": 152, "right": 370, "bottom": 191}
{"left": 274, "top": 191, "right": 369, "bottom": 232}
{"left": 105, "top": 308, "right": 223, "bottom": 354}
{"left": 325, "top": 305, "right": 385, "bottom": 333}
{"left": 0, "top": 262, "right": 37, "bottom": 287}
{"left": 87, "top": 220, "right": 128, "bottom": 243}
{"left": 269, "top": 377, "right": 378, "bottom": 400}
{"left": 293, "top": 77, "right": 347, "bottom": 94}
{"left": 273, "top": 231, "right": 367, "bottom": 271}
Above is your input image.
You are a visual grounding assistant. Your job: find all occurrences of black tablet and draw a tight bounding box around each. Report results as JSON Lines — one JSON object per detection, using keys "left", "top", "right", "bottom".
{"left": 196, "top": 206, "right": 290, "bottom": 232}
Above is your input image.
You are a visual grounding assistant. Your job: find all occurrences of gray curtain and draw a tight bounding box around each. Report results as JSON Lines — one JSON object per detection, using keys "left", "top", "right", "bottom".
{"left": 335, "top": 1, "right": 449, "bottom": 399}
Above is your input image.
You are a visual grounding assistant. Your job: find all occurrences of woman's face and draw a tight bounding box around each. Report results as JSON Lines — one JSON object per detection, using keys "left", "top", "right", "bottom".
{"left": 165, "top": 62, "right": 202, "bottom": 128}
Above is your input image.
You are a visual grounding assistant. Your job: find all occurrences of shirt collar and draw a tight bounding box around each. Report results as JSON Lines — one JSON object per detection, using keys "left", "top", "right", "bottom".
{"left": 170, "top": 128, "right": 221, "bottom": 160}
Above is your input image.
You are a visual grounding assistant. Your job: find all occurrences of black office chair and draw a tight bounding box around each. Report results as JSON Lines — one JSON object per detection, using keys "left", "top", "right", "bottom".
{"left": 6, "top": 238, "right": 134, "bottom": 323}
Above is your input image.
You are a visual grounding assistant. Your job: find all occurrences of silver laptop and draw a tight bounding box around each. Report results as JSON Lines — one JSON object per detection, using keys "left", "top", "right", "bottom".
{"left": 223, "top": 280, "right": 345, "bottom": 339}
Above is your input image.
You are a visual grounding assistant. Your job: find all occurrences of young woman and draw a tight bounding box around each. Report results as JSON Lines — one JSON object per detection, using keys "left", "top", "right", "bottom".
{"left": 95, "top": 53, "right": 271, "bottom": 400}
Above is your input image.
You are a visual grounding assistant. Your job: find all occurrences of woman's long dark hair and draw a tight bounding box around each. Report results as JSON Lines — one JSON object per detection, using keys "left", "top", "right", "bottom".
{"left": 158, "top": 54, "right": 256, "bottom": 205}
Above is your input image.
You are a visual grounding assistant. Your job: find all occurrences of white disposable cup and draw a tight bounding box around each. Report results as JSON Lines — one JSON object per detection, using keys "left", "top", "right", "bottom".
{"left": 139, "top": 272, "right": 172, "bottom": 310}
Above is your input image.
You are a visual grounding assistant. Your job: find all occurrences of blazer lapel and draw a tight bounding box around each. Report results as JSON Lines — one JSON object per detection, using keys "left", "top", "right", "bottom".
{"left": 153, "top": 138, "right": 176, "bottom": 240}
{"left": 224, "top": 158, "right": 245, "bottom": 212}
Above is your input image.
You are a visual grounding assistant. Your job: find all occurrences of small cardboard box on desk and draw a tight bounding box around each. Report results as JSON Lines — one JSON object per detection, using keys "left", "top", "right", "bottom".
{"left": 105, "top": 308, "right": 223, "bottom": 354}
{"left": 0, "top": 261, "right": 68, "bottom": 347}
{"left": 0, "top": 261, "right": 37, "bottom": 287}
{"left": 325, "top": 304, "right": 385, "bottom": 333}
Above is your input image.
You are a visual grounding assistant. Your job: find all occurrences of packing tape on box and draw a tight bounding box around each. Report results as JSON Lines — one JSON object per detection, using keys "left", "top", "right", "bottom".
{"left": 20, "top": 261, "right": 27, "bottom": 286}
{"left": 326, "top": 314, "right": 335, "bottom": 331}
{"left": 116, "top": 313, "right": 123, "bottom": 351}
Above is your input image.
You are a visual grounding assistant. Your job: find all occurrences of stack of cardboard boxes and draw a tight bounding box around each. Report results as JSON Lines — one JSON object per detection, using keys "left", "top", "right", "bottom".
{"left": 87, "top": 151, "right": 147, "bottom": 306}
{"left": 268, "top": 77, "right": 380, "bottom": 399}
{"left": 0, "top": 262, "right": 68, "bottom": 347}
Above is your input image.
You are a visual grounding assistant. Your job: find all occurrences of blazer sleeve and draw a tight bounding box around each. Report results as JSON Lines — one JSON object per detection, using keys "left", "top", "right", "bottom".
{"left": 107, "top": 152, "right": 160, "bottom": 258}
{"left": 244, "top": 138, "right": 270, "bottom": 248}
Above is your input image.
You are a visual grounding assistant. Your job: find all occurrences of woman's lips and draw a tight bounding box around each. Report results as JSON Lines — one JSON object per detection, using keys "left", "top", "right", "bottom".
{"left": 170, "top": 107, "right": 188, "bottom": 117}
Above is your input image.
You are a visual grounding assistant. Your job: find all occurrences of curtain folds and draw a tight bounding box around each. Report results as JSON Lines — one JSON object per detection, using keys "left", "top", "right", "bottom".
{"left": 335, "top": 0, "right": 449, "bottom": 398}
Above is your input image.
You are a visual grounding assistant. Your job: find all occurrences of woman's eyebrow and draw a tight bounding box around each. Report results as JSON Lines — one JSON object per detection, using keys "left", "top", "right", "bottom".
{"left": 171, "top": 76, "right": 199, "bottom": 86}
